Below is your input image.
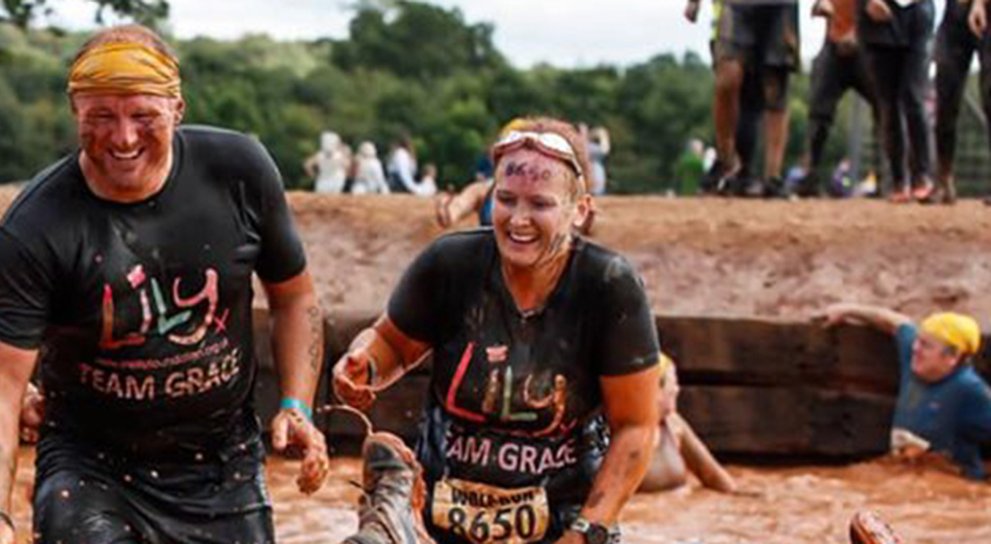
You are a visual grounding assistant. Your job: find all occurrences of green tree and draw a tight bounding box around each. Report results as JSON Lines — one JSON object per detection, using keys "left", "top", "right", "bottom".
{"left": 1, "top": 0, "right": 168, "bottom": 28}
{"left": 333, "top": 1, "right": 504, "bottom": 80}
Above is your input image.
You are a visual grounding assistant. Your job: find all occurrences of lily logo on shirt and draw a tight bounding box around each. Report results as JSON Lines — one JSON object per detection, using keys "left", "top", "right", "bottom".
{"left": 100, "top": 264, "right": 228, "bottom": 349}
{"left": 447, "top": 342, "right": 575, "bottom": 437}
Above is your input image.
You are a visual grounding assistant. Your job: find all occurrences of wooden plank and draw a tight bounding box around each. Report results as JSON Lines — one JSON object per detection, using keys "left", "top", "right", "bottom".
{"left": 656, "top": 317, "right": 904, "bottom": 394}
{"left": 247, "top": 311, "right": 989, "bottom": 456}
{"left": 322, "top": 312, "right": 990, "bottom": 386}
{"left": 656, "top": 316, "right": 833, "bottom": 382}
{"left": 678, "top": 385, "right": 894, "bottom": 456}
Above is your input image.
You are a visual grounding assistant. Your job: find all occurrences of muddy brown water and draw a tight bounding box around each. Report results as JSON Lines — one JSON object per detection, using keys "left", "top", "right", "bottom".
{"left": 10, "top": 447, "right": 989, "bottom": 543}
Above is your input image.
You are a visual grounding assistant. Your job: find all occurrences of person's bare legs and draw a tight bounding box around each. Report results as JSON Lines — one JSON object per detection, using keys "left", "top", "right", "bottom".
{"left": 714, "top": 58, "right": 745, "bottom": 175}
{"left": 760, "top": 68, "right": 791, "bottom": 195}
{"left": 763, "top": 108, "right": 789, "bottom": 181}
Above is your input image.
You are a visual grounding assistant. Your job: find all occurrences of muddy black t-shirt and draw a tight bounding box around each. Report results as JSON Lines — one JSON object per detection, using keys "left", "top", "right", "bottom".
{"left": 389, "top": 229, "right": 660, "bottom": 541}
{"left": 0, "top": 126, "right": 306, "bottom": 459}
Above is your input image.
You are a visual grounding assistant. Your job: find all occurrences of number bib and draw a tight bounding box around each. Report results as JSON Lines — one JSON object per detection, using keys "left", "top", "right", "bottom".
{"left": 431, "top": 478, "right": 550, "bottom": 543}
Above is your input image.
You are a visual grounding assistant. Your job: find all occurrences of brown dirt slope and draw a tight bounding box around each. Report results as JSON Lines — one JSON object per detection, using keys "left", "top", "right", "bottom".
{"left": 4, "top": 186, "right": 990, "bottom": 325}
{"left": 284, "top": 193, "right": 991, "bottom": 325}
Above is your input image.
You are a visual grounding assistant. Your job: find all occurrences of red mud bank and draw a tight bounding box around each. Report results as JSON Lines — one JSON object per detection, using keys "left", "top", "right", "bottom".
{"left": 3, "top": 187, "right": 991, "bottom": 322}
{"left": 280, "top": 193, "right": 991, "bottom": 324}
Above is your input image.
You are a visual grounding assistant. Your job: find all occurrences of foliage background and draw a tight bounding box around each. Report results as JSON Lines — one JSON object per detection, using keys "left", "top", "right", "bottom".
{"left": 0, "top": 0, "right": 850, "bottom": 192}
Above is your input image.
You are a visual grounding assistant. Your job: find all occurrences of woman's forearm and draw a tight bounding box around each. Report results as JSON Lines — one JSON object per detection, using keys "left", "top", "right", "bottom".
{"left": 578, "top": 422, "right": 657, "bottom": 525}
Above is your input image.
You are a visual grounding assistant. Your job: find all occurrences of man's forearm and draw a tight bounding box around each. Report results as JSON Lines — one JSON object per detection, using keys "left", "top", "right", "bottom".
{"left": 271, "top": 291, "right": 324, "bottom": 406}
{"left": 836, "top": 303, "right": 909, "bottom": 334}
{"left": 578, "top": 423, "right": 656, "bottom": 525}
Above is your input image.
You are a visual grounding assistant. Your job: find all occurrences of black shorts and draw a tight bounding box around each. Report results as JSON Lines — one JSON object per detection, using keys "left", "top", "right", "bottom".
{"left": 33, "top": 432, "right": 274, "bottom": 544}
{"left": 713, "top": 2, "right": 800, "bottom": 71}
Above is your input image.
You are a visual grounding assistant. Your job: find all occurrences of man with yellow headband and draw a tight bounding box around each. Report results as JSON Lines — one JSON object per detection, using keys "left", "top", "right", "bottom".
{"left": 820, "top": 303, "right": 991, "bottom": 480}
{"left": 0, "top": 25, "right": 328, "bottom": 543}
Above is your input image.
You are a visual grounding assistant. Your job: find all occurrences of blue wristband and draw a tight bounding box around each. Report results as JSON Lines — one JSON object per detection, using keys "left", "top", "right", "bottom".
{"left": 280, "top": 397, "right": 313, "bottom": 421}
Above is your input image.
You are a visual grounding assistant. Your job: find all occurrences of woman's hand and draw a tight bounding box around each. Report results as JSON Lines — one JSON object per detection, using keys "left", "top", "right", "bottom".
{"left": 332, "top": 350, "right": 378, "bottom": 411}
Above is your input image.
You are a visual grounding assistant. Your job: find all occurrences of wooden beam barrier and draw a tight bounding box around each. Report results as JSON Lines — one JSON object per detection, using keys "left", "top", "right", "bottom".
{"left": 250, "top": 310, "right": 991, "bottom": 457}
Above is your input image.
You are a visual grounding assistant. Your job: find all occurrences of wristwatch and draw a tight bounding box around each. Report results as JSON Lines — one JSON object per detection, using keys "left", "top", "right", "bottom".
{"left": 570, "top": 516, "right": 610, "bottom": 544}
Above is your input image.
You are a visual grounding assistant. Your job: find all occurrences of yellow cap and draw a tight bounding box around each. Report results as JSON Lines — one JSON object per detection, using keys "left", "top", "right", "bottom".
{"left": 920, "top": 312, "right": 981, "bottom": 356}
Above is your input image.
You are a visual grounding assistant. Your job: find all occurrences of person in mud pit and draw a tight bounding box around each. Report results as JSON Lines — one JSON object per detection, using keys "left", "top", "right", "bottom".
{"left": 638, "top": 354, "right": 738, "bottom": 494}
{"left": 0, "top": 24, "right": 329, "bottom": 544}
{"left": 819, "top": 303, "right": 991, "bottom": 480}
{"left": 335, "top": 116, "right": 662, "bottom": 544}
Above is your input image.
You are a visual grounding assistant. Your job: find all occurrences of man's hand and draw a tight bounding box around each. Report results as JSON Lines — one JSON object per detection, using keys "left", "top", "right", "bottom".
{"left": 271, "top": 408, "right": 330, "bottom": 495}
{"left": 19, "top": 383, "right": 44, "bottom": 444}
{"left": 813, "top": 0, "right": 835, "bottom": 18}
{"left": 970, "top": 0, "right": 988, "bottom": 38}
{"left": 684, "top": 0, "right": 700, "bottom": 23}
{"left": 866, "top": 0, "right": 893, "bottom": 23}
{"left": 332, "top": 350, "right": 377, "bottom": 411}
{"left": 814, "top": 303, "right": 858, "bottom": 328}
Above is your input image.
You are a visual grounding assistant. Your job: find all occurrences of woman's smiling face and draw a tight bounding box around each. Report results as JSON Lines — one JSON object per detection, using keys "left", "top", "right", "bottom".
{"left": 492, "top": 148, "right": 582, "bottom": 270}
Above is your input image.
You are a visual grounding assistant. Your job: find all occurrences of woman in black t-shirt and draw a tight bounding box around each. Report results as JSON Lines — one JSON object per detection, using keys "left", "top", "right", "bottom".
{"left": 333, "top": 117, "right": 661, "bottom": 544}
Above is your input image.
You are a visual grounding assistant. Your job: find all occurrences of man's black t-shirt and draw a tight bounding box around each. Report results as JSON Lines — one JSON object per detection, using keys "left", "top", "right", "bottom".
{"left": 388, "top": 229, "right": 660, "bottom": 541}
{"left": 0, "top": 126, "right": 306, "bottom": 458}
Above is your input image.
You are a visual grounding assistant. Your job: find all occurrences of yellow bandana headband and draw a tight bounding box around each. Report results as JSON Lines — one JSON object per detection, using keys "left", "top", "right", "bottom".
{"left": 920, "top": 312, "right": 981, "bottom": 356}
{"left": 68, "top": 42, "right": 181, "bottom": 98}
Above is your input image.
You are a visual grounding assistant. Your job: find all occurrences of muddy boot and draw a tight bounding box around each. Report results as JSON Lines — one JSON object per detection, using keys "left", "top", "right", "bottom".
{"left": 849, "top": 510, "right": 903, "bottom": 544}
{"left": 342, "top": 433, "right": 434, "bottom": 544}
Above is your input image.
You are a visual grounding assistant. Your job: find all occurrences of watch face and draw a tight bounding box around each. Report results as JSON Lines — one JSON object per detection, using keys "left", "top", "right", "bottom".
{"left": 585, "top": 524, "right": 610, "bottom": 544}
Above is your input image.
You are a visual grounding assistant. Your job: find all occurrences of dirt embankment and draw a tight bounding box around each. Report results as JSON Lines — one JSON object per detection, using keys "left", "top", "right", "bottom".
{"left": 4, "top": 185, "right": 989, "bottom": 323}
{"left": 283, "top": 193, "right": 991, "bottom": 325}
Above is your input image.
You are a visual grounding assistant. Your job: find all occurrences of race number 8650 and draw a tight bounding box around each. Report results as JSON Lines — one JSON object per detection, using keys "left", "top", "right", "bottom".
{"left": 431, "top": 479, "right": 549, "bottom": 543}
{"left": 447, "top": 504, "right": 538, "bottom": 542}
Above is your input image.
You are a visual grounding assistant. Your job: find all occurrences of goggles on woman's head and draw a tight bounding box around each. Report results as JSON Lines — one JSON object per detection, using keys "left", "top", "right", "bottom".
{"left": 492, "top": 130, "right": 585, "bottom": 182}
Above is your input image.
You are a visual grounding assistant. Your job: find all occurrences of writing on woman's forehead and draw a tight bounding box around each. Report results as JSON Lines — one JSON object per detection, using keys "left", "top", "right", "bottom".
{"left": 503, "top": 160, "right": 553, "bottom": 183}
